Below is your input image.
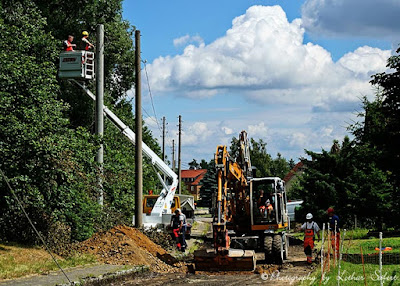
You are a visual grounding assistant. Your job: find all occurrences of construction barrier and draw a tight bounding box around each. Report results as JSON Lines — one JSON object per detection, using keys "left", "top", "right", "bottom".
{"left": 342, "top": 252, "right": 400, "bottom": 265}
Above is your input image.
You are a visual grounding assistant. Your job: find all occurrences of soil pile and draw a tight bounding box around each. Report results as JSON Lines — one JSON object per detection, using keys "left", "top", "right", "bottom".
{"left": 76, "top": 225, "right": 184, "bottom": 273}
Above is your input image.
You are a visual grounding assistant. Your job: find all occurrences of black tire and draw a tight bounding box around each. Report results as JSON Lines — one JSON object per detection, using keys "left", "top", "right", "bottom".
{"left": 264, "top": 235, "right": 273, "bottom": 263}
{"left": 273, "top": 234, "right": 283, "bottom": 264}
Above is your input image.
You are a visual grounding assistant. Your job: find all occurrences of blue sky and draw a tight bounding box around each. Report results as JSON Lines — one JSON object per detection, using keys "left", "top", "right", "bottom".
{"left": 122, "top": 0, "right": 397, "bottom": 168}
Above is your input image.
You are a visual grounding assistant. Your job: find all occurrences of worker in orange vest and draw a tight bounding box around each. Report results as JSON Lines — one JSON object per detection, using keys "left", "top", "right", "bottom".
{"left": 327, "top": 207, "right": 340, "bottom": 258}
{"left": 63, "top": 35, "right": 76, "bottom": 51}
{"left": 301, "top": 213, "right": 321, "bottom": 264}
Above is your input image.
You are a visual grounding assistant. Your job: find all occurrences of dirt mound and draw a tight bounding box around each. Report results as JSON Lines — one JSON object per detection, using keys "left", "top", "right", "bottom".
{"left": 76, "top": 225, "right": 183, "bottom": 273}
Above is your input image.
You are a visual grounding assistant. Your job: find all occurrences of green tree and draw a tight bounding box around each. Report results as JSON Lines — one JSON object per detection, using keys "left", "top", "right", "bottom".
{"left": 0, "top": 0, "right": 163, "bottom": 243}
{"left": 0, "top": 0, "right": 100, "bottom": 242}
{"left": 248, "top": 138, "right": 273, "bottom": 177}
{"left": 367, "top": 47, "right": 400, "bottom": 224}
{"left": 270, "top": 153, "right": 290, "bottom": 179}
{"left": 288, "top": 159, "right": 296, "bottom": 170}
{"left": 188, "top": 159, "right": 200, "bottom": 170}
{"left": 198, "top": 159, "right": 216, "bottom": 208}
{"left": 200, "top": 159, "right": 209, "bottom": 169}
{"left": 293, "top": 135, "right": 395, "bottom": 229}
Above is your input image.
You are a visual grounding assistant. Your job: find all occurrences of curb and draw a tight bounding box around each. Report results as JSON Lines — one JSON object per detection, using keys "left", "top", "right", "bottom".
{"left": 58, "top": 265, "right": 149, "bottom": 286}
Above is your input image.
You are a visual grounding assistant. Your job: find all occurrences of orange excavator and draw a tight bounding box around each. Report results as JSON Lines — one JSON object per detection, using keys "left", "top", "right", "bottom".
{"left": 194, "top": 131, "right": 289, "bottom": 271}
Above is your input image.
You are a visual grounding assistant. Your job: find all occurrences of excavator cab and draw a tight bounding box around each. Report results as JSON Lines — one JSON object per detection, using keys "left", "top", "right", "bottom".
{"left": 250, "top": 177, "right": 288, "bottom": 229}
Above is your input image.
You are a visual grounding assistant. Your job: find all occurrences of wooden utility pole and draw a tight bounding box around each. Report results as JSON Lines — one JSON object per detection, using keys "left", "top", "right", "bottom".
{"left": 172, "top": 139, "right": 175, "bottom": 172}
{"left": 134, "top": 30, "right": 143, "bottom": 227}
{"left": 178, "top": 115, "right": 182, "bottom": 194}
{"left": 96, "top": 24, "right": 104, "bottom": 206}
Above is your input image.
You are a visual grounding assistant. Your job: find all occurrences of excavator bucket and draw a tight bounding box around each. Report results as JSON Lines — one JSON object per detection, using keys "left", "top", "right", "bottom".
{"left": 194, "top": 248, "right": 256, "bottom": 271}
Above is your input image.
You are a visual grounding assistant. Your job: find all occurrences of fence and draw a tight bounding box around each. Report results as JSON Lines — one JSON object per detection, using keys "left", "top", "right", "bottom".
{"left": 318, "top": 224, "right": 399, "bottom": 286}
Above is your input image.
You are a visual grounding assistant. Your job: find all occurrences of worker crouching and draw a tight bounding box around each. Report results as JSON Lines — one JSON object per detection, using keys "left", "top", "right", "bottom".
{"left": 170, "top": 209, "right": 187, "bottom": 252}
{"left": 301, "top": 213, "right": 321, "bottom": 264}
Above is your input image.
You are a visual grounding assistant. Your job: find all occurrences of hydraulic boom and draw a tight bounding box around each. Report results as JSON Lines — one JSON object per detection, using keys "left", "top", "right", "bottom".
{"left": 70, "top": 79, "right": 178, "bottom": 226}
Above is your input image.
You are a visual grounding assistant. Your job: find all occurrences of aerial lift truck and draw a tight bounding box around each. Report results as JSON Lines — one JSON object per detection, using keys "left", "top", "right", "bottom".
{"left": 59, "top": 55, "right": 181, "bottom": 229}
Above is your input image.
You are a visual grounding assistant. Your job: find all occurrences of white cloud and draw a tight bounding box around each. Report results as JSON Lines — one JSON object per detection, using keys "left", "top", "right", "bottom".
{"left": 222, "top": 126, "right": 233, "bottom": 135}
{"left": 173, "top": 34, "right": 204, "bottom": 47}
{"left": 248, "top": 122, "right": 268, "bottom": 138}
{"left": 338, "top": 46, "right": 391, "bottom": 76}
{"left": 140, "top": 4, "right": 393, "bottom": 165}
{"left": 146, "top": 5, "right": 390, "bottom": 112}
{"left": 182, "top": 122, "right": 214, "bottom": 146}
{"left": 289, "top": 132, "right": 308, "bottom": 148}
{"left": 320, "top": 126, "right": 334, "bottom": 138}
{"left": 302, "top": 0, "right": 400, "bottom": 39}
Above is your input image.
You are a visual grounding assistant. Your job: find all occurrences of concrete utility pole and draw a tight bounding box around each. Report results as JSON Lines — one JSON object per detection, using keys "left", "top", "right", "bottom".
{"left": 162, "top": 116, "right": 166, "bottom": 182}
{"left": 178, "top": 115, "right": 182, "bottom": 194}
{"left": 172, "top": 139, "right": 175, "bottom": 172}
{"left": 162, "top": 117, "right": 166, "bottom": 162}
{"left": 96, "top": 24, "right": 104, "bottom": 206}
{"left": 134, "top": 30, "right": 143, "bottom": 227}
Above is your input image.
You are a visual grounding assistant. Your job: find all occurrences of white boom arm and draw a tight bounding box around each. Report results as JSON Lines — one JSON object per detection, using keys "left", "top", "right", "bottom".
{"left": 70, "top": 80, "right": 178, "bottom": 219}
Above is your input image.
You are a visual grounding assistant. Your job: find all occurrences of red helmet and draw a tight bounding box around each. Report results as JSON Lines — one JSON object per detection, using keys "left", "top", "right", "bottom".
{"left": 327, "top": 207, "right": 334, "bottom": 214}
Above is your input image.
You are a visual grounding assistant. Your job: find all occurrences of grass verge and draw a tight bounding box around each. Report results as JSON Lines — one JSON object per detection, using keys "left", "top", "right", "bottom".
{"left": 343, "top": 237, "right": 400, "bottom": 254}
{"left": 301, "top": 262, "right": 399, "bottom": 286}
{"left": 300, "top": 235, "right": 400, "bottom": 286}
{"left": 0, "top": 242, "right": 97, "bottom": 280}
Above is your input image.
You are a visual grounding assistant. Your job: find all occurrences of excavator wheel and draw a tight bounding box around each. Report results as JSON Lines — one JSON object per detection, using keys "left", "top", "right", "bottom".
{"left": 283, "top": 235, "right": 289, "bottom": 260}
{"left": 264, "top": 235, "right": 273, "bottom": 263}
{"left": 273, "top": 234, "right": 283, "bottom": 265}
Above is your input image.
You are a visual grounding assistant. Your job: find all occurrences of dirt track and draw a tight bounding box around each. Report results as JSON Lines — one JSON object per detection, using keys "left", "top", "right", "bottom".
{"left": 117, "top": 245, "right": 315, "bottom": 286}
{"left": 75, "top": 220, "right": 315, "bottom": 285}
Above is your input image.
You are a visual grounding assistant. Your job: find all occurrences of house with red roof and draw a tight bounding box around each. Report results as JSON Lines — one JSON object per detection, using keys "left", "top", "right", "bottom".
{"left": 181, "top": 169, "right": 207, "bottom": 200}
{"left": 283, "top": 162, "right": 305, "bottom": 196}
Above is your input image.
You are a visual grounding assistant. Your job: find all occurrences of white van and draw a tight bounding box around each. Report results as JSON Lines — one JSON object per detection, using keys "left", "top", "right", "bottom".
{"left": 287, "top": 200, "right": 303, "bottom": 222}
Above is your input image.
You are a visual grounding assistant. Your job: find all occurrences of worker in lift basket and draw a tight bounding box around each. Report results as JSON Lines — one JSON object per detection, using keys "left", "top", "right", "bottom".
{"left": 81, "top": 31, "right": 95, "bottom": 50}
{"left": 63, "top": 35, "right": 76, "bottom": 51}
{"left": 301, "top": 213, "right": 321, "bottom": 264}
{"left": 170, "top": 209, "right": 187, "bottom": 252}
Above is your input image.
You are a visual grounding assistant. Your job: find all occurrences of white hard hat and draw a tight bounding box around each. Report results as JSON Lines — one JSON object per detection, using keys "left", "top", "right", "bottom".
{"left": 175, "top": 208, "right": 181, "bottom": 213}
{"left": 306, "top": 213, "right": 313, "bottom": 220}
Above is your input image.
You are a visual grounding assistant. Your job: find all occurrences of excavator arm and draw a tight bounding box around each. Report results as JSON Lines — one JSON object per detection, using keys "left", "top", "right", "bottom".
{"left": 194, "top": 131, "right": 256, "bottom": 271}
{"left": 214, "top": 145, "right": 247, "bottom": 250}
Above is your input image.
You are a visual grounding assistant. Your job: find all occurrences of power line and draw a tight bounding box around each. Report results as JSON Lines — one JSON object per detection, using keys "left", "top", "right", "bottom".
{"left": 142, "top": 59, "right": 162, "bottom": 134}
{"left": 128, "top": 96, "right": 162, "bottom": 134}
